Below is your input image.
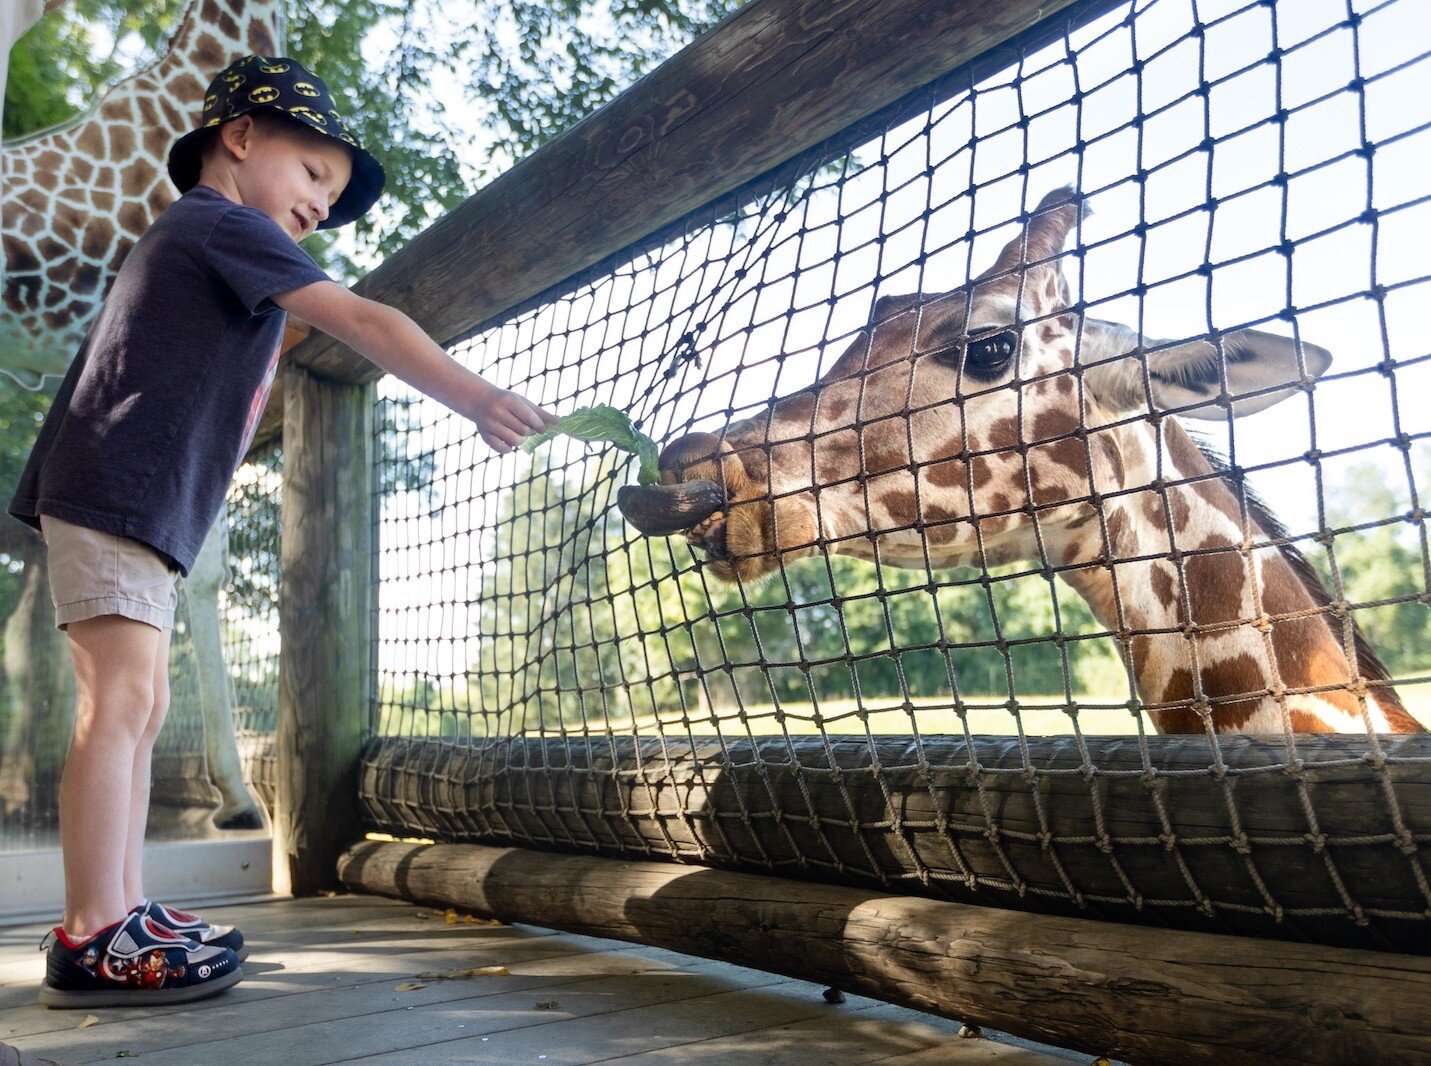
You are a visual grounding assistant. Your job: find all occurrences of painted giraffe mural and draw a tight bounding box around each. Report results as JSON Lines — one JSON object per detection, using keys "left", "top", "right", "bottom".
{"left": 0, "top": 0, "right": 286, "bottom": 827}
{"left": 618, "top": 187, "right": 1424, "bottom": 735}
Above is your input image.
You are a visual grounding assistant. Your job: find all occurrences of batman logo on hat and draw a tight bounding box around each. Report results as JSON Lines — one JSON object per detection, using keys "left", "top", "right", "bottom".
{"left": 204, "top": 94, "right": 217, "bottom": 110}
{"left": 289, "top": 106, "right": 327, "bottom": 126}
{"left": 294, "top": 82, "right": 322, "bottom": 98}
{"left": 259, "top": 62, "right": 290, "bottom": 74}
{"left": 248, "top": 86, "right": 279, "bottom": 104}
{"left": 221, "top": 72, "right": 245, "bottom": 88}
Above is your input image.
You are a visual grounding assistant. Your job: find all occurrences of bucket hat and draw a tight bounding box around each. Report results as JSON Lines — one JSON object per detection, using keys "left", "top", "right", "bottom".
{"left": 167, "top": 55, "right": 385, "bottom": 229}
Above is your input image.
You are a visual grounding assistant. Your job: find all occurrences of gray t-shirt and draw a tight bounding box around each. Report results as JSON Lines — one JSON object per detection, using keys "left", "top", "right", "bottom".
{"left": 7, "top": 185, "right": 329, "bottom": 576}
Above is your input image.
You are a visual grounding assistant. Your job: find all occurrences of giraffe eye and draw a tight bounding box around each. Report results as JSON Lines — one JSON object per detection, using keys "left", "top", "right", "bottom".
{"left": 963, "top": 329, "right": 1019, "bottom": 377}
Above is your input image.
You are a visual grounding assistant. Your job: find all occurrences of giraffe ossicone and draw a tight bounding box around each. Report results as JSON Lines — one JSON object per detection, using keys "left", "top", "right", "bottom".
{"left": 620, "top": 186, "right": 1422, "bottom": 736}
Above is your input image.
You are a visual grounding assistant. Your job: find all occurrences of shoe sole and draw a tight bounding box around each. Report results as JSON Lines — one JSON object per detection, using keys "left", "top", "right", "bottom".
{"left": 38, "top": 964, "right": 243, "bottom": 1008}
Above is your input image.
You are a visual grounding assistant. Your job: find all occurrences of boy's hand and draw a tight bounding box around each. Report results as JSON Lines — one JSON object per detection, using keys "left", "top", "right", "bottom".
{"left": 464, "top": 380, "right": 559, "bottom": 453}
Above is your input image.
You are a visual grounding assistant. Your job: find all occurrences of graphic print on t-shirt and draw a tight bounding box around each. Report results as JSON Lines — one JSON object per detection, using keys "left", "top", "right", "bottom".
{"left": 238, "top": 338, "right": 283, "bottom": 461}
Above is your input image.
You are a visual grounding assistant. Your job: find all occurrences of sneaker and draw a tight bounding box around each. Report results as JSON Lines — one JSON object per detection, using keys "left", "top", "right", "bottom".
{"left": 38, "top": 912, "right": 242, "bottom": 1008}
{"left": 134, "top": 899, "right": 248, "bottom": 962}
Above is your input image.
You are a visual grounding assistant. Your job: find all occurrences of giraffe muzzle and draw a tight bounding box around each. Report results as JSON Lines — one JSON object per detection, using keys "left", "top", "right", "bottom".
{"left": 616, "top": 480, "right": 725, "bottom": 536}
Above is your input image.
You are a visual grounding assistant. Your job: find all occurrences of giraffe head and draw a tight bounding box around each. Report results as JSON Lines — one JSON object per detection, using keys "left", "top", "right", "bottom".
{"left": 620, "top": 187, "right": 1331, "bottom": 586}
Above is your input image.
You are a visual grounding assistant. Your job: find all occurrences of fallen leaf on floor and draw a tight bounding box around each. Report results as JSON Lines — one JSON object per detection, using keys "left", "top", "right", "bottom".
{"left": 534, "top": 1001, "right": 560, "bottom": 1011}
{"left": 445, "top": 909, "right": 459, "bottom": 925}
{"left": 77, "top": 1015, "right": 99, "bottom": 1029}
{"left": 414, "top": 965, "right": 510, "bottom": 980}
{"left": 394, "top": 981, "right": 428, "bottom": 992}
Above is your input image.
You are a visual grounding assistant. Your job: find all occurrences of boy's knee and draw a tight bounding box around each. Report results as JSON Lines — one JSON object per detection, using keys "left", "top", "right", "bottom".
{"left": 142, "top": 689, "right": 170, "bottom": 742}
{"left": 75, "top": 676, "right": 159, "bottom": 742}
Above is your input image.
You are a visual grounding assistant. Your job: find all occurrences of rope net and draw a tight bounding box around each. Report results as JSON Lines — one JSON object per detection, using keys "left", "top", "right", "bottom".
{"left": 359, "top": 0, "right": 1431, "bottom": 951}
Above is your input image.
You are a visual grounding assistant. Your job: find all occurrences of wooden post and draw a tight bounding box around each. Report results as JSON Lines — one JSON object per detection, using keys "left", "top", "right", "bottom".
{"left": 274, "top": 363, "right": 374, "bottom": 895}
{"left": 339, "top": 839, "right": 1431, "bottom": 1066}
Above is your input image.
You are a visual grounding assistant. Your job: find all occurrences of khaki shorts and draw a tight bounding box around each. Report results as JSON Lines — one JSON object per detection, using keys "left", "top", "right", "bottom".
{"left": 38, "top": 514, "right": 180, "bottom": 632}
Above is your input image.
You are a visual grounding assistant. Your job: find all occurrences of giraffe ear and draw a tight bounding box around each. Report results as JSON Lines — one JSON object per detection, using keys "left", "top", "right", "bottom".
{"left": 1144, "top": 328, "right": 1332, "bottom": 419}
{"left": 1078, "top": 321, "right": 1332, "bottom": 419}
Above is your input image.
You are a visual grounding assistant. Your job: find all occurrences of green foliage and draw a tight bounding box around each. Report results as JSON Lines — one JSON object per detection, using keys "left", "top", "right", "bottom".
{"left": 4, "top": 0, "right": 191, "bottom": 139}
{"left": 6, "top": 0, "right": 743, "bottom": 273}
{"left": 1316, "top": 457, "right": 1431, "bottom": 679}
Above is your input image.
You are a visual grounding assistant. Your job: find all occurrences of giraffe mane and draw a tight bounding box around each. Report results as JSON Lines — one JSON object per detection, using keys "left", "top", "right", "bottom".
{"left": 1188, "top": 433, "right": 1406, "bottom": 715}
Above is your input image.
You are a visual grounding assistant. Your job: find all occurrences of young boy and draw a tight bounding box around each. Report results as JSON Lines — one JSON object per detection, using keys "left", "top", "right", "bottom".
{"left": 6, "top": 54, "right": 556, "bottom": 1007}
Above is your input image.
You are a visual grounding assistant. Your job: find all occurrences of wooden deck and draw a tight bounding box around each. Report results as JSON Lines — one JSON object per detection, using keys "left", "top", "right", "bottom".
{"left": 0, "top": 894, "right": 1092, "bottom": 1064}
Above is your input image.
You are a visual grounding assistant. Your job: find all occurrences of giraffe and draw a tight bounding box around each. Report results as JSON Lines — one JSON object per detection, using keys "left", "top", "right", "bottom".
{"left": 618, "top": 186, "right": 1425, "bottom": 736}
{"left": 1, "top": 0, "right": 284, "bottom": 389}
{"left": 0, "top": 0, "right": 285, "bottom": 827}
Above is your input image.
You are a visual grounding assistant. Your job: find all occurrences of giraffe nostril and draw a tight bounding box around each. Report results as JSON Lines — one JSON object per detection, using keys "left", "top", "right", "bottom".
{"left": 700, "top": 518, "right": 730, "bottom": 560}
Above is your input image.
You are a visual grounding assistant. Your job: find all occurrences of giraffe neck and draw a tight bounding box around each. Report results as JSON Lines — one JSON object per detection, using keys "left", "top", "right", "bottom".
{"left": 1056, "top": 417, "right": 1416, "bottom": 734}
{"left": 1, "top": 0, "right": 283, "bottom": 386}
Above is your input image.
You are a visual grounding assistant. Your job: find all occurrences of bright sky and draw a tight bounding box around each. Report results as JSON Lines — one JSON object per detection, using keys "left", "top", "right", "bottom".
{"left": 372, "top": 0, "right": 1431, "bottom": 693}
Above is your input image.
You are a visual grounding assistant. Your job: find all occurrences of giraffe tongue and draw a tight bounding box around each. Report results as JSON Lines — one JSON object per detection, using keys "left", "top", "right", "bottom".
{"left": 616, "top": 480, "right": 724, "bottom": 536}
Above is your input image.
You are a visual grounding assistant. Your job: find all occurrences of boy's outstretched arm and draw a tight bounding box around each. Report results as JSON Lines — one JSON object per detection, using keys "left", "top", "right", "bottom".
{"left": 274, "top": 280, "right": 557, "bottom": 452}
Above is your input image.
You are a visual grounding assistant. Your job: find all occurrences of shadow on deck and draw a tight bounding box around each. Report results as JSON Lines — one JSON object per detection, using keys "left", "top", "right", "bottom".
{"left": 0, "top": 894, "right": 1086, "bottom": 1064}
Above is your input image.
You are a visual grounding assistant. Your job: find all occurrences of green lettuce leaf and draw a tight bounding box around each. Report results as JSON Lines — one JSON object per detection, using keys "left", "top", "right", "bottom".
{"left": 520, "top": 405, "right": 662, "bottom": 485}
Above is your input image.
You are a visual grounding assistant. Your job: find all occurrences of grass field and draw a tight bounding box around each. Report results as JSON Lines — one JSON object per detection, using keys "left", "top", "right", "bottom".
{"left": 380, "top": 683, "right": 1431, "bottom": 739}
{"left": 626, "top": 685, "right": 1431, "bottom": 737}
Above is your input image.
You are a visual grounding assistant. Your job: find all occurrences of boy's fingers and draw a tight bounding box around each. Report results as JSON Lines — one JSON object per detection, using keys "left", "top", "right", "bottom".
{"left": 511, "top": 401, "right": 550, "bottom": 433}
{"left": 480, "top": 425, "right": 517, "bottom": 452}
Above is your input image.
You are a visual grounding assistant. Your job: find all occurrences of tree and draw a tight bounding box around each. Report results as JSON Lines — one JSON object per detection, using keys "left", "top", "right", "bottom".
{"left": 1318, "top": 458, "right": 1431, "bottom": 680}
{"left": 7, "top": 0, "right": 743, "bottom": 275}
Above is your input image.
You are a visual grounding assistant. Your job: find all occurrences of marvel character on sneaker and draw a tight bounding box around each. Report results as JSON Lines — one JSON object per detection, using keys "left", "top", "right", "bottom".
{"left": 8, "top": 55, "right": 558, "bottom": 1008}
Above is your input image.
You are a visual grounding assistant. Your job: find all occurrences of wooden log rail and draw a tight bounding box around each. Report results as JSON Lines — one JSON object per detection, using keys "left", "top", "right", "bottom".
{"left": 339, "top": 839, "right": 1431, "bottom": 1066}
{"left": 244, "top": 0, "right": 1121, "bottom": 456}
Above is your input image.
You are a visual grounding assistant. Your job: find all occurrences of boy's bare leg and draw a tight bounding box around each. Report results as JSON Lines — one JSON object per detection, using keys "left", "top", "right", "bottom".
{"left": 123, "top": 624, "right": 172, "bottom": 913}
{"left": 59, "top": 614, "right": 163, "bottom": 938}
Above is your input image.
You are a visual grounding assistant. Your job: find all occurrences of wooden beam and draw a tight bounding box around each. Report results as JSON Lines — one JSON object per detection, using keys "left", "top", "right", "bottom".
{"left": 339, "top": 840, "right": 1431, "bottom": 1065}
{"left": 268, "top": 0, "right": 1097, "bottom": 394}
{"left": 273, "top": 364, "right": 374, "bottom": 894}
